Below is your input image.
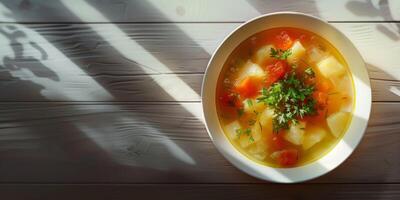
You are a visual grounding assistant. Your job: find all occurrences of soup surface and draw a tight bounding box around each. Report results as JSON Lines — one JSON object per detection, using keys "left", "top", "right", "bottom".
{"left": 216, "top": 28, "right": 354, "bottom": 167}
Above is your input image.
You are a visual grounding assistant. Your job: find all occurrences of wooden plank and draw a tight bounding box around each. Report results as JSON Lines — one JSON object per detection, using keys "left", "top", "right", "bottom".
{"left": 0, "top": 73, "right": 397, "bottom": 102}
{"left": 0, "top": 184, "right": 399, "bottom": 200}
{"left": 0, "top": 102, "right": 398, "bottom": 183}
{"left": 0, "top": 0, "right": 399, "bottom": 22}
{"left": 0, "top": 23, "right": 399, "bottom": 102}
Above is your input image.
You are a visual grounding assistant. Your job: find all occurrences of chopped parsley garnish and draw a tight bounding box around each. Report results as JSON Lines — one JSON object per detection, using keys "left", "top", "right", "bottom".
{"left": 304, "top": 67, "right": 315, "bottom": 77}
{"left": 270, "top": 48, "right": 292, "bottom": 60}
{"left": 235, "top": 128, "right": 252, "bottom": 138}
{"left": 257, "top": 70, "right": 316, "bottom": 133}
{"left": 249, "top": 135, "right": 255, "bottom": 142}
{"left": 237, "top": 108, "right": 244, "bottom": 117}
{"left": 246, "top": 99, "right": 253, "bottom": 107}
{"left": 235, "top": 129, "right": 243, "bottom": 137}
{"left": 248, "top": 119, "right": 256, "bottom": 126}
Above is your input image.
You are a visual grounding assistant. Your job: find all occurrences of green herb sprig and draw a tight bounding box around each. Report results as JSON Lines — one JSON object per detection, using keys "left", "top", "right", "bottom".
{"left": 270, "top": 48, "right": 292, "bottom": 60}
{"left": 257, "top": 70, "right": 316, "bottom": 133}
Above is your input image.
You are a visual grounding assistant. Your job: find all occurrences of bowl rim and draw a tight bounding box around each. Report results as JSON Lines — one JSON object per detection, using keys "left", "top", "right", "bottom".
{"left": 201, "top": 11, "right": 371, "bottom": 183}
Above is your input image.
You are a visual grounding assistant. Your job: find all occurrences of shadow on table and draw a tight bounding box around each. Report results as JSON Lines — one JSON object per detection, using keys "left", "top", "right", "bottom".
{"left": 247, "top": 0, "right": 321, "bottom": 18}
{"left": 0, "top": 0, "right": 398, "bottom": 188}
{"left": 0, "top": 0, "right": 254, "bottom": 183}
{"left": 346, "top": 0, "right": 400, "bottom": 41}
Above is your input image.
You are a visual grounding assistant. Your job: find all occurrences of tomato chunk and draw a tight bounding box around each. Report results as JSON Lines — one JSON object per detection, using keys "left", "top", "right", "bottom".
{"left": 270, "top": 135, "right": 286, "bottom": 151}
{"left": 301, "top": 107, "right": 326, "bottom": 123}
{"left": 299, "top": 34, "right": 310, "bottom": 44}
{"left": 265, "top": 60, "right": 289, "bottom": 86}
{"left": 235, "top": 77, "right": 262, "bottom": 98}
{"left": 219, "top": 92, "right": 242, "bottom": 108}
{"left": 218, "top": 91, "right": 243, "bottom": 118}
{"left": 274, "top": 31, "right": 293, "bottom": 50}
{"left": 276, "top": 149, "right": 299, "bottom": 166}
{"left": 265, "top": 131, "right": 287, "bottom": 151}
{"left": 313, "top": 91, "right": 328, "bottom": 107}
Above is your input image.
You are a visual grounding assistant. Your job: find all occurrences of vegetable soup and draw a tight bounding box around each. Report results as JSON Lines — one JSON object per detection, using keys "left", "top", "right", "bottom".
{"left": 216, "top": 28, "right": 354, "bottom": 167}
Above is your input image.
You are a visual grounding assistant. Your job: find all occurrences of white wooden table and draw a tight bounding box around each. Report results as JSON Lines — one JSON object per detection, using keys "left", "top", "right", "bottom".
{"left": 0, "top": 0, "right": 399, "bottom": 199}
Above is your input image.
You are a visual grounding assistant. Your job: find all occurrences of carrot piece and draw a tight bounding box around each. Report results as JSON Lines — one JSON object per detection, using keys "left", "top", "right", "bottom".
{"left": 235, "top": 77, "right": 262, "bottom": 98}
{"left": 317, "top": 79, "right": 332, "bottom": 92}
{"left": 274, "top": 31, "right": 293, "bottom": 50}
{"left": 313, "top": 91, "right": 328, "bottom": 106}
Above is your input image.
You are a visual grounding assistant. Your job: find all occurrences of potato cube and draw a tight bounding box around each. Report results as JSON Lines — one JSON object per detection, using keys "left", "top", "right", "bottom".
{"left": 284, "top": 122, "right": 306, "bottom": 145}
{"left": 239, "top": 134, "right": 255, "bottom": 148}
{"left": 287, "top": 40, "right": 306, "bottom": 64}
{"left": 248, "top": 141, "right": 267, "bottom": 161}
{"left": 259, "top": 108, "right": 274, "bottom": 127}
{"left": 223, "top": 120, "right": 241, "bottom": 140}
{"left": 251, "top": 121, "right": 263, "bottom": 142}
{"left": 243, "top": 98, "right": 266, "bottom": 114}
{"left": 307, "top": 46, "right": 327, "bottom": 63}
{"left": 316, "top": 56, "right": 345, "bottom": 78}
{"left": 327, "top": 112, "right": 350, "bottom": 137}
{"left": 236, "top": 60, "right": 265, "bottom": 83}
{"left": 303, "top": 127, "right": 327, "bottom": 150}
{"left": 253, "top": 44, "right": 275, "bottom": 65}
{"left": 259, "top": 108, "right": 274, "bottom": 134}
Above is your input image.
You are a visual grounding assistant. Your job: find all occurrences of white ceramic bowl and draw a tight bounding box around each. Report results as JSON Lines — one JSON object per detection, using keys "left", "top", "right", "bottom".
{"left": 201, "top": 12, "right": 371, "bottom": 183}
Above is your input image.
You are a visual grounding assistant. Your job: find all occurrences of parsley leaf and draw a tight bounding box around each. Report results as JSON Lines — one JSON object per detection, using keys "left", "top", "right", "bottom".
{"left": 235, "top": 129, "right": 243, "bottom": 137}
{"left": 246, "top": 99, "right": 253, "bottom": 107}
{"left": 249, "top": 135, "right": 255, "bottom": 142}
{"left": 236, "top": 128, "right": 252, "bottom": 138}
{"left": 270, "top": 48, "right": 292, "bottom": 60}
{"left": 304, "top": 67, "right": 315, "bottom": 77}
{"left": 248, "top": 119, "right": 256, "bottom": 126}
{"left": 237, "top": 108, "right": 244, "bottom": 117}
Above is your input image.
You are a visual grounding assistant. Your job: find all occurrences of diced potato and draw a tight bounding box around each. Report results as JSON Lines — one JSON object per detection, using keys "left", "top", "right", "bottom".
{"left": 287, "top": 40, "right": 306, "bottom": 64}
{"left": 303, "top": 127, "right": 327, "bottom": 150}
{"left": 239, "top": 134, "right": 255, "bottom": 148}
{"left": 307, "top": 46, "right": 327, "bottom": 63}
{"left": 251, "top": 121, "right": 263, "bottom": 142}
{"left": 236, "top": 60, "right": 265, "bottom": 83}
{"left": 270, "top": 151, "right": 280, "bottom": 160}
{"left": 253, "top": 44, "right": 275, "bottom": 65}
{"left": 327, "top": 112, "right": 350, "bottom": 138}
{"left": 243, "top": 98, "right": 266, "bottom": 114}
{"left": 248, "top": 141, "right": 267, "bottom": 160}
{"left": 253, "top": 153, "right": 267, "bottom": 161}
{"left": 223, "top": 120, "right": 241, "bottom": 140}
{"left": 259, "top": 108, "right": 274, "bottom": 135}
{"left": 316, "top": 56, "right": 345, "bottom": 78}
{"left": 259, "top": 108, "right": 274, "bottom": 127}
{"left": 284, "top": 122, "right": 306, "bottom": 145}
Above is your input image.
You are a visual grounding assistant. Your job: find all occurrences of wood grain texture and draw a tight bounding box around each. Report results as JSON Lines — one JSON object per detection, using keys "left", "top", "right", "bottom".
{"left": 0, "top": 23, "right": 399, "bottom": 102}
{"left": 0, "top": 0, "right": 399, "bottom": 22}
{"left": 0, "top": 0, "right": 398, "bottom": 197}
{"left": 0, "top": 184, "right": 399, "bottom": 200}
{"left": 0, "top": 102, "right": 398, "bottom": 183}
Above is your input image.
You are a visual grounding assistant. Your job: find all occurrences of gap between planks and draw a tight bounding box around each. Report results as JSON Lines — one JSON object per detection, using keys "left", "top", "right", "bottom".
{"left": 0, "top": 21, "right": 400, "bottom": 24}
